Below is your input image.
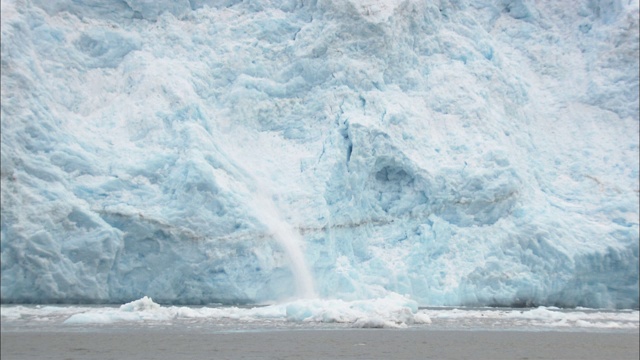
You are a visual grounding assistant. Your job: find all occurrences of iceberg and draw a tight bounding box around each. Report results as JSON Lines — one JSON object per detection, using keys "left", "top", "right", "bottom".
{"left": 1, "top": 0, "right": 638, "bottom": 309}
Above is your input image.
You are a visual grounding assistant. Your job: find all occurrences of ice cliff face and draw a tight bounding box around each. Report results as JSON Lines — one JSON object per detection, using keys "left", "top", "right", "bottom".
{"left": 1, "top": 0, "right": 638, "bottom": 308}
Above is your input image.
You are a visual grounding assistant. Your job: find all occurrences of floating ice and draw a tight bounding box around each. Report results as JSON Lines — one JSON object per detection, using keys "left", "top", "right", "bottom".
{"left": 418, "top": 306, "right": 640, "bottom": 330}
{"left": 57, "top": 294, "right": 425, "bottom": 328}
{"left": 1, "top": 0, "right": 638, "bottom": 308}
{"left": 1, "top": 296, "right": 637, "bottom": 331}
{"left": 119, "top": 295, "right": 161, "bottom": 312}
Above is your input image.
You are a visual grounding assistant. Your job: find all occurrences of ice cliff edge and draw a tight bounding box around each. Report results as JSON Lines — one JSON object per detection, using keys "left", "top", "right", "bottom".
{"left": 1, "top": 0, "right": 638, "bottom": 308}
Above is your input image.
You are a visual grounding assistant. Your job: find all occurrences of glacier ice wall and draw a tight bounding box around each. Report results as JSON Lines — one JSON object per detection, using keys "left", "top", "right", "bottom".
{"left": 1, "top": 0, "right": 638, "bottom": 308}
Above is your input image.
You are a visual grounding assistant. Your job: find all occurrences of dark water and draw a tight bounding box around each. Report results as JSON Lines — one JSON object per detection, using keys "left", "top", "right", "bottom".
{"left": 2, "top": 328, "right": 639, "bottom": 360}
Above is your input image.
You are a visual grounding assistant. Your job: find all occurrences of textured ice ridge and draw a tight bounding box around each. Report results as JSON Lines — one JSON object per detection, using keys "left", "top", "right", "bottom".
{"left": 1, "top": 0, "right": 638, "bottom": 308}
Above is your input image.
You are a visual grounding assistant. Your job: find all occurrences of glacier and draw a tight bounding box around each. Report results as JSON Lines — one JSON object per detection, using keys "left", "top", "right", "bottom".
{"left": 2, "top": 295, "right": 639, "bottom": 330}
{"left": 0, "top": 0, "right": 638, "bottom": 309}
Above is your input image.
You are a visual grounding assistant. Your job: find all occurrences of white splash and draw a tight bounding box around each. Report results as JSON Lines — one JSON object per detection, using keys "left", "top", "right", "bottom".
{"left": 251, "top": 190, "right": 317, "bottom": 299}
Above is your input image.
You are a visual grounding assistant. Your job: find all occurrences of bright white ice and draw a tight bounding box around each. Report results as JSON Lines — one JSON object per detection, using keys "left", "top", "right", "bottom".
{"left": 1, "top": 0, "right": 638, "bottom": 308}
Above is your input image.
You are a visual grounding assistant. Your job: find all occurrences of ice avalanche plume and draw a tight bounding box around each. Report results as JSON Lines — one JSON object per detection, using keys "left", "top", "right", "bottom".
{"left": 1, "top": 0, "right": 638, "bottom": 308}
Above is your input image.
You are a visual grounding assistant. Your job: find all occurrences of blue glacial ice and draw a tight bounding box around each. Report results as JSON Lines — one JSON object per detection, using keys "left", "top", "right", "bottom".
{"left": 1, "top": 0, "right": 638, "bottom": 309}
